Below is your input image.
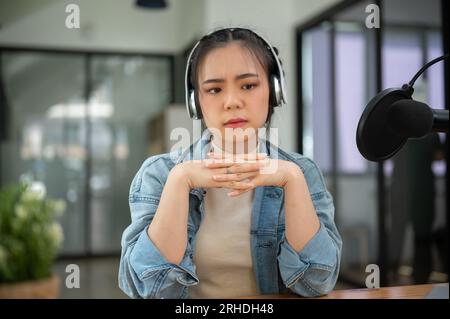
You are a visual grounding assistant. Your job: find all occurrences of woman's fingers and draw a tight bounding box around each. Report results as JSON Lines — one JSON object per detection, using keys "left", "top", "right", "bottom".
{"left": 217, "top": 180, "right": 254, "bottom": 190}
{"left": 207, "top": 152, "right": 267, "bottom": 161}
{"left": 228, "top": 188, "right": 253, "bottom": 197}
{"left": 203, "top": 159, "right": 234, "bottom": 169}
{"left": 204, "top": 159, "right": 267, "bottom": 173}
{"left": 234, "top": 159, "right": 268, "bottom": 174}
{"left": 212, "top": 171, "right": 257, "bottom": 182}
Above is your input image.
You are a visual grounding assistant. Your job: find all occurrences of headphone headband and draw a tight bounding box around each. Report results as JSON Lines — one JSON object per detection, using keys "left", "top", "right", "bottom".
{"left": 184, "top": 27, "right": 287, "bottom": 120}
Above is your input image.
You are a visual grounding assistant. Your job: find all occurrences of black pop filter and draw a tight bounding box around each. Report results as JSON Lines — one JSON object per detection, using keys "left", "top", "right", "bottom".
{"left": 387, "top": 99, "right": 434, "bottom": 138}
{"left": 357, "top": 54, "right": 448, "bottom": 162}
{"left": 356, "top": 87, "right": 413, "bottom": 162}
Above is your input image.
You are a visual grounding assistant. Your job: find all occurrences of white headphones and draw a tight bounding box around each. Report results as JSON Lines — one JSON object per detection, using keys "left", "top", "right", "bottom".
{"left": 184, "top": 27, "right": 287, "bottom": 120}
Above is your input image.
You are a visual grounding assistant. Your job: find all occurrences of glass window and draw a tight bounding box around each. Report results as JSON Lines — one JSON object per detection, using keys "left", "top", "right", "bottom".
{"left": 1, "top": 52, "right": 87, "bottom": 254}
{"left": 0, "top": 51, "right": 172, "bottom": 255}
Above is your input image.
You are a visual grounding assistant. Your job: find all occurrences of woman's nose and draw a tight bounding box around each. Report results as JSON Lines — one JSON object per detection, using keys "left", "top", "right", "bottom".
{"left": 223, "top": 90, "right": 243, "bottom": 110}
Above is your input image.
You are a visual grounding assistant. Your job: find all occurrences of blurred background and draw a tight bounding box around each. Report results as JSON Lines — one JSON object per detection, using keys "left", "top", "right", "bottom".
{"left": 0, "top": 0, "right": 448, "bottom": 298}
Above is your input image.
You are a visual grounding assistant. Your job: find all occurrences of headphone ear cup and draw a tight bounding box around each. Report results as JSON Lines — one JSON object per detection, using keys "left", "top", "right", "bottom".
{"left": 189, "top": 90, "right": 203, "bottom": 120}
{"left": 188, "top": 90, "right": 197, "bottom": 119}
{"left": 269, "top": 75, "right": 282, "bottom": 107}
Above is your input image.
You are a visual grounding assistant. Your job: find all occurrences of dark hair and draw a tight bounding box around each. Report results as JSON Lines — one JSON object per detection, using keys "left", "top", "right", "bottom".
{"left": 188, "top": 28, "right": 282, "bottom": 128}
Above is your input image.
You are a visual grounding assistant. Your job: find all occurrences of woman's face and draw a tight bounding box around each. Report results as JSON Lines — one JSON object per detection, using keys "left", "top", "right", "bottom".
{"left": 197, "top": 42, "right": 270, "bottom": 148}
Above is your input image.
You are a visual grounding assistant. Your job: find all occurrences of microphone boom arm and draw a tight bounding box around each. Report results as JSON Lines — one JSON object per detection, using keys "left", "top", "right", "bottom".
{"left": 407, "top": 54, "right": 449, "bottom": 89}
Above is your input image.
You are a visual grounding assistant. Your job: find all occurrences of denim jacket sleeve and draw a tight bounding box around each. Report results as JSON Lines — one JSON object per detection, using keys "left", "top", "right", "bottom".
{"left": 277, "top": 156, "right": 342, "bottom": 297}
{"left": 118, "top": 156, "right": 199, "bottom": 299}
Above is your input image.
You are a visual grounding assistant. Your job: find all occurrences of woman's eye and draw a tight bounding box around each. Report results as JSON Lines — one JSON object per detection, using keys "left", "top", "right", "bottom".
{"left": 207, "top": 88, "right": 221, "bottom": 94}
{"left": 242, "top": 84, "right": 257, "bottom": 90}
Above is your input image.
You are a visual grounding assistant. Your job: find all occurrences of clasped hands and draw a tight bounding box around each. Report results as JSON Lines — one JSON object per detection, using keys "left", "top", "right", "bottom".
{"left": 198, "top": 151, "right": 300, "bottom": 197}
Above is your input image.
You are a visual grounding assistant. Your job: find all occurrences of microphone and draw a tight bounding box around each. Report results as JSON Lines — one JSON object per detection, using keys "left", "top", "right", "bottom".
{"left": 387, "top": 99, "right": 448, "bottom": 138}
{"left": 356, "top": 55, "right": 449, "bottom": 162}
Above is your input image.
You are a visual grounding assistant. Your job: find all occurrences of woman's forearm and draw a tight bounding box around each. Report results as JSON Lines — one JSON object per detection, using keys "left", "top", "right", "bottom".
{"left": 147, "top": 165, "right": 190, "bottom": 265}
{"left": 283, "top": 164, "right": 320, "bottom": 252}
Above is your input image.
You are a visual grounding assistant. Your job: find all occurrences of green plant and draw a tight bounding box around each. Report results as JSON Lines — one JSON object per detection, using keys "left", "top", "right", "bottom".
{"left": 0, "top": 182, "right": 65, "bottom": 283}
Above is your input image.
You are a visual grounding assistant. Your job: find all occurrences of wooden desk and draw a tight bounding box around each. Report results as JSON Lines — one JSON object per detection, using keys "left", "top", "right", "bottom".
{"left": 240, "top": 283, "right": 448, "bottom": 299}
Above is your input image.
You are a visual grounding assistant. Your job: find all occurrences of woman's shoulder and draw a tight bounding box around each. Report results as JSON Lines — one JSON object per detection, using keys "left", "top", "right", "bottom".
{"left": 139, "top": 151, "right": 180, "bottom": 172}
{"left": 129, "top": 149, "right": 182, "bottom": 196}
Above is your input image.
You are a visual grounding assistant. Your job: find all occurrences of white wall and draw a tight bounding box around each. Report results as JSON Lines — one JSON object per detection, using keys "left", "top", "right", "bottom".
{"left": 0, "top": 0, "right": 205, "bottom": 53}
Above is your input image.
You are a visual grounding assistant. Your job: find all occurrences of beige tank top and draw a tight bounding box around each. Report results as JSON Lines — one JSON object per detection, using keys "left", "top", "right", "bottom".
{"left": 189, "top": 138, "right": 259, "bottom": 298}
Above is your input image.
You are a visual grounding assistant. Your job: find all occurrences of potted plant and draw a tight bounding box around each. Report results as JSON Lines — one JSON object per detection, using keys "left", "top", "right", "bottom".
{"left": 0, "top": 181, "right": 65, "bottom": 298}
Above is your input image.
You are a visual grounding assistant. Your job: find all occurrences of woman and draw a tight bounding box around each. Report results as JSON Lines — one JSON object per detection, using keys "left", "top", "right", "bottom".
{"left": 119, "top": 27, "right": 342, "bottom": 299}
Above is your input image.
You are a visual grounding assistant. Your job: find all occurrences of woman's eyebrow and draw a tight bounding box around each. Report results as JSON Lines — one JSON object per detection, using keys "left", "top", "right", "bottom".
{"left": 202, "top": 73, "right": 259, "bottom": 85}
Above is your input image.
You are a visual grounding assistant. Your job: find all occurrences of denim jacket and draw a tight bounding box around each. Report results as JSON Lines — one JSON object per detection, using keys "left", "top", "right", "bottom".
{"left": 118, "top": 130, "right": 342, "bottom": 299}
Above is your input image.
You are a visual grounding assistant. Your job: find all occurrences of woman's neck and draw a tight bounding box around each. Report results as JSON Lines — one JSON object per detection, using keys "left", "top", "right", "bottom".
{"left": 211, "top": 136, "right": 259, "bottom": 155}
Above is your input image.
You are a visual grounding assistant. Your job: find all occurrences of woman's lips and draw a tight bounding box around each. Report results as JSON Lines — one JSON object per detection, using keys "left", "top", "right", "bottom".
{"left": 224, "top": 120, "right": 248, "bottom": 128}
